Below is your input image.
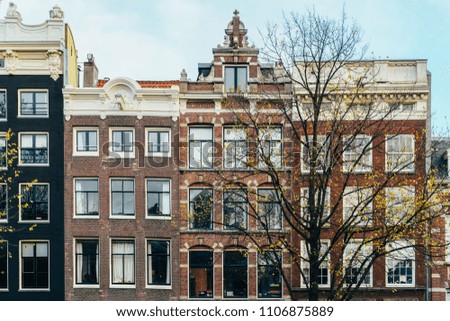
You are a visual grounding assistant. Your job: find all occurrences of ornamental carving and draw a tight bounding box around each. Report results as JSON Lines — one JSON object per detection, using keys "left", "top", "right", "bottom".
{"left": 49, "top": 5, "right": 64, "bottom": 19}
{"left": 6, "top": 2, "right": 22, "bottom": 20}
{"left": 46, "top": 50, "right": 62, "bottom": 81}
{"left": 3, "top": 50, "right": 18, "bottom": 74}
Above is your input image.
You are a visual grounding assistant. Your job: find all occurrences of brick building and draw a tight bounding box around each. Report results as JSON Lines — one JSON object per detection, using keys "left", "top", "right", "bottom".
{"left": 63, "top": 60, "right": 180, "bottom": 300}
{"left": 0, "top": 4, "right": 77, "bottom": 300}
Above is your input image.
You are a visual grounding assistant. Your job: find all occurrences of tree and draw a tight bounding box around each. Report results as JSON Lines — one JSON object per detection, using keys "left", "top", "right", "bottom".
{"left": 213, "top": 8, "right": 444, "bottom": 301}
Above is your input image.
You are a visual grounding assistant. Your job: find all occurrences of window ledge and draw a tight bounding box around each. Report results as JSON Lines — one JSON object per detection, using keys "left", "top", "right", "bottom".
{"left": 146, "top": 216, "right": 172, "bottom": 220}
{"left": 146, "top": 285, "right": 172, "bottom": 290}
{"left": 73, "top": 285, "right": 100, "bottom": 289}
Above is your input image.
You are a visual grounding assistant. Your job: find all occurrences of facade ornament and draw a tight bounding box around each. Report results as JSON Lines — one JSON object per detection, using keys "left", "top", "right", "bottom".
{"left": 46, "top": 50, "right": 62, "bottom": 81}
{"left": 6, "top": 2, "right": 22, "bottom": 20}
{"left": 180, "top": 69, "right": 188, "bottom": 81}
{"left": 3, "top": 49, "right": 18, "bottom": 74}
{"left": 49, "top": 5, "right": 64, "bottom": 19}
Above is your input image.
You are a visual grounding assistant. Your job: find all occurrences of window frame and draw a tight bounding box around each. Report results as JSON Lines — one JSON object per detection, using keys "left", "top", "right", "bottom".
{"left": 300, "top": 187, "right": 331, "bottom": 227}
{"left": 223, "top": 250, "right": 248, "bottom": 299}
{"left": 18, "top": 132, "right": 49, "bottom": 166}
{"left": 224, "top": 65, "right": 248, "bottom": 93}
{"left": 0, "top": 183, "right": 7, "bottom": 223}
{"left": 146, "top": 239, "right": 171, "bottom": 289}
{"left": 257, "top": 188, "right": 282, "bottom": 230}
{"left": 223, "top": 188, "right": 248, "bottom": 230}
{"left": 109, "top": 127, "right": 135, "bottom": 159}
{"left": 385, "top": 186, "right": 415, "bottom": 226}
{"left": 0, "top": 133, "right": 7, "bottom": 170}
{"left": 146, "top": 178, "right": 172, "bottom": 219}
{"left": 18, "top": 89, "right": 49, "bottom": 118}
{"left": 109, "top": 178, "right": 135, "bottom": 218}
{"left": 189, "top": 126, "right": 214, "bottom": 169}
{"left": 73, "top": 238, "right": 100, "bottom": 288}
{"left": 73, "top": 127, "right": 99, "bottom": 156}
{"left": 258, "top": 126, "right": 283, "bottom": 169}
{"left": 257, "top": 250, "right": 282, "bottom": 299}
{"left": 19, "top": 240, "right": 50, "bottom": 291}
{"left": 342, "top": 187, "right": 373, "bottom": 227}
{"left": 342, "top": 135, "right": 373, "bottom": 173}
{"left": 0, "top": 240, "right": 8, "bottom": 291}
{"left": 145, "top": 128, "right": 171, "bottom": 157}
{"left": 0, "top": 89, "right": 7, "bottom": 121}
{"left": 301, "top": 135, "right": 330, "bottom": 174}
{"left": 110, "top": 239, "right": 136, "bottom": 288}
{"left": 189, "top": 188, "right": 213, "bottom": 230}
{"left": 189, "top": 250, "right": 214, "bottom": 299}
{"left": 385, "top": 134, "right": 415, "bottom": 173}
{"left": 343, "top": 240, "right": 373, "bottom": 287}
{"left": 300, "top": 240, "right": 330, "bottom": 288}
{"left": 223, "top": 127, "right": 248, "bottom": 169}
{"left": 385, "top": 240, "right": 415, "bottom": 287}
{"left": 19, "top": 183, "right": 50, "bottom": 223}
{"left": 73, "top": 178, "right": 99, "bottom": 218}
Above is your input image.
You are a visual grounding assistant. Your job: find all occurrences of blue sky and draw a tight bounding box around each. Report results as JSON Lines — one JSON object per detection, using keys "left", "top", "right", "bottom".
{"left": 4, "top": 0, "right": 450, "bottom": 134}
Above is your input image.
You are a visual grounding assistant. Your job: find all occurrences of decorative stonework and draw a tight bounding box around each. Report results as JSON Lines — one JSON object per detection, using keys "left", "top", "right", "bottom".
{"left": 6, "top": 2, "right": 22, "bottom": 20}
{"left": 3, "top": 49, "right": 18, "bottom": 74}
{"left": 46, "top": 50, "right": 62, "bottom": 80}
{"left": 49, "top": 5, "right": 64, "bottom": 19}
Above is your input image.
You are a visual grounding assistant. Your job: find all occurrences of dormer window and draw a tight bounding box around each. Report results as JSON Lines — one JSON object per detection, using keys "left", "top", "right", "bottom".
{"left": 225, "top": 66, "right": 247, "bottom": 93}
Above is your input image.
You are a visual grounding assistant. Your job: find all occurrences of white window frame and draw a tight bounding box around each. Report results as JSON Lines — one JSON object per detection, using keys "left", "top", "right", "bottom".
{"left": 0, "top": 240, "right": 8, "bottom": 291}
{"left": 189, "top": 126, "right": 214, "bottom": 169}
{"left": 19, "top": 183, "right": 50, "bottom": 223}
{"left": 73, "top": 178, "right": 99, "bottom": 219}
{"left": 385, "top": 186, "right": 415, "bottom": 226}
{"left": 343, "top": 240, "right": 372, "bottom": 287}
{"left": 146, "top": 239, "right": 172, "bottom": 289}
{"left": 343, "top": 135, "right": 372, "bottom": 173}
{"left": 224, "top": 65, "right": 248, "bottom": 93}
{"left": 145, "top": 128, "right": 171, "bottom": 157}
{"left": 223, "top": 127, "right": 248, "bottom": 169}
{"left": 257, "top": 188, "right": 282, "bottom": 230}
{"left": 18, "top": 89, "right": 49, "bottom": 118}
{"left": 109, "top": 127, "right": 135, "bottom": 159}
{"left": 300, "top": 187, "right": 331, "bottom": 227}
{"left": 110, "top": 238, "right": 136, "bottom": 288}
{"left": 145, "top": 178, "right": 172, "bottom": 220}
{"left": 0, "top": 183, "right": 7, "bottom": 223}
{"left": 258, "top": 127, "right": 282, "bottom": 169}
{"left": 18, "top": 132, "right": 49, "bottom": 166}
{"left": 0, "top": 89, "right": 7, "bottom": 121}
{"left": 19, "top": 240, "right": 50, "bottom": 291}
{"left": 73, "top": 127, "right": 99, "bottom": 156}
{"left": 386, "top": 134, "right": 415, "bottom": 173}
{"left": 73, "top": 238, "right": 100, "bottom": 288}
{"left": 445, "top": 214, "right": 450, "bottom": 263}
{"left": 0, "top": 133, "right": 7, "bottom": 170}
{"left": 109, "top": 178, "right": 135, "bottom": 219}
{"left": 385, "top": 240, "right": 415, "bottom": 287}
{"left": 343, "top": 187, "right": 373, "bottom": 227}
{"left": 300, "top": 239, "right": 330, "bottom": 288}
{"left": 301, "top": 135, "right": 330, "bottom": 174}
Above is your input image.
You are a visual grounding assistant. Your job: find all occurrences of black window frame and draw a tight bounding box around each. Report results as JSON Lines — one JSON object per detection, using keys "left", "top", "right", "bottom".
{"left": 0, "top": 90, "right": 6, "bottom": 120}
{"left": 147, "top": 240, "right": 171, "bottom": 286}
{"left": 189, "top": 250, "right": 213, "bottom": 298}
{"left": 110, "top": 178, "right": 135, "bottom": 217}
{"left": 75, "top": 239, "right": 99, "bottom": 285}
{"left": 223, "top": 250, "right": 248, "bottom": 298}
{"left": 74, "top": 178, "right": 99, "bottom": 216}
{"left": 258, "top": 251, "right": 282, "bottom": 299}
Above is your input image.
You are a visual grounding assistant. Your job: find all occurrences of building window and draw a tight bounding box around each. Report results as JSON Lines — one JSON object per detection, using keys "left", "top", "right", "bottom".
{"left": 19, "top": 133, "right": 49, "bottom": 165}
{"left": 110, "top": 129, "right": 134, "bottom": 157}
{"left": 223, "top": 127, "right": 248, "bottom": 169}
{"left": 386, "top": 135, "right": 414, "bottom": 172}
{"left": 259, "top": 127, "right": 282, "bottom": 168}
{"left": 189, "top": 127, "right": 213, "bottom": 169}
{"left": 223, "top": 189, "right": 247, "bottom": 230}
{"left": 301, "top": 240, "right": 330, "bottom": 287}
{"left": 74, "top": 128, "right": 98, "bottom": 155}
{"left": 300, "top": 187, "right": 331, "bottom": 227}
{"left": 74, "top": 179, "right": 99, "bottom": 216}
{"left": 386, "top": 240, "right": 415, "bottom": 286}
{"left": 21, "top": 241, "right": 49, "bottom": 289}
{"left": 111, "top": 239, "right": 135, "bottom": 285}
{"left": 146, "top": 179, "right": 171, "bottom": 217}
{"left": 75, "top": 239, "right": 99, "bottom": 285}
{"left": 111, "top": 179, "right": 135, "bottom": 217}
{"left": 189, "top": 188, "right": 213, "bottom": 230}
{"left": 19, "top": 90, "right": 48, "bottom": 117}
{"left": 0, "top": 184, "right": 6, "bottom": 222}
{"left": 0, "top": 90, "right": 6, "bottom": 120}
{"left": 223, "top": 250, "right": 248, "bottom": 298}
{"left": 20, "top": 183, "right": 49, "bottom": 222}
{"left": 146, "top": 128, "right": 170, "bottom": 156}
{"left": 258, "top": 251, "right": 282, "bottom": 299}
{"left": 0, "top": 134, "right": 7, "bottom": 168}
{"left": 445, "top": 215, "right": 450, "bottom": 263}
{"left": 301, "top": 135, "right": 330, "bottom": 173}
{"left": 189, "top": 251, "right": 213, "bottom": 298}
{"left": 385, "top": 186, "right": 415, "bottom": 225}
{"left": 258, "top": 189, "right": 282, "bottom": 230}
{"left": 343, "top": 187, "right": 372, "bottom": 227}
{"left": 344, "top": 240, "right": 372, "bottom": 286}
{"left": 147, "top": 240, "right": 171, "bottom": 287}
{"left": 343, "top": 135, "right": 372, "bottom": 172}
{"left": 0, "top": 241, "right": 7, "bottom": 290}
{"left": 224, "top": 66, "right": 247, "bottom": 92}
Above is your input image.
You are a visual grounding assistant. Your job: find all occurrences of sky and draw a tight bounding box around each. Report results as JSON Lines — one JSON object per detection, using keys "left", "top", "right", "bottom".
{"left": 2, "top": 0, "right": 450, "bottom": 135}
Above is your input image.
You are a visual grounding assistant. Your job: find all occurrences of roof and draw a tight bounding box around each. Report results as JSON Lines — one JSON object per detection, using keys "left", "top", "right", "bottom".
{"left": 96, "top": 79, "right": 179, "bottom": 88}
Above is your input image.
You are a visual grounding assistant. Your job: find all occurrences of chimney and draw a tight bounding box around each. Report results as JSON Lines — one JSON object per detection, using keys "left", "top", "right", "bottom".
{"left": 83, "top": 53, "right": 98, "bottom": 87}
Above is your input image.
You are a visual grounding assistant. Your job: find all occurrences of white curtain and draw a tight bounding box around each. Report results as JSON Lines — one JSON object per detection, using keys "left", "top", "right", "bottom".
{"left": 76, "top": 242, "right": 83, "bottom": 283}
{"left": 112, "top": 241, "right": 134, "bottom": 284}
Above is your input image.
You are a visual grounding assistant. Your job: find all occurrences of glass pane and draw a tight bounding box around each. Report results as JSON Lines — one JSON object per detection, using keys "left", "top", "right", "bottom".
{"left": 21, "top": 135, "right": 33, "bottom": 148}
{"left": 22, "top": 243, "right": 34, "bottom": 257}
{"left": 236, "top": 67, "right": 247, "bottom": 91}
{"left": 225, "top": 67, "right": 235, "bottom": 92}
{"left": 190, "top": 128, "right": 212, "bottom": 140}
{"left": 36, "top": 243, "right": 48, "bottom": 257}
{"left": 34, "top": 135, "right": 47, "bottom": 148}
{"left": 76, "top": 180, "right": 98, "bottom": 191}
{"left": 123, "top": 194, "right": 135, "bottom": 214}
